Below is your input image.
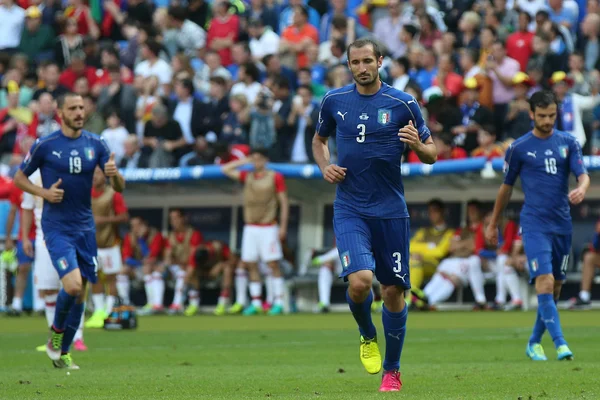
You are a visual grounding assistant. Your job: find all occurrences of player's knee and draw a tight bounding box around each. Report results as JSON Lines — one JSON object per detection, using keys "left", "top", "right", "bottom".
{"left": 347, "top": 274, "right": 372, "bottom": 298}
{"left": 583, "top": 251, "right": 598, "bottom": 267}
{"left": 64, "top": 281, "right": 83, "bottom": 297}
{"left": 535, "top": 274, "right": 554, "bottom": 294}
{"left": 268, "top": 261, "right": 281, "bottom": 277}
{"left": 380, "top": 285, "right": 403, "bottom": 302}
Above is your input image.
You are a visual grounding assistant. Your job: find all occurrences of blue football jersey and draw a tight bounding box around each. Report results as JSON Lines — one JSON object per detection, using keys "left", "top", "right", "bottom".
{"left": 503, "top": 130, "right": 587, "bottom": 234}
{"left": 20, "top": 130, "right": 111, "bottom": 233}
{"left": 317, "top": 83, "right": 431, "bottom": 219}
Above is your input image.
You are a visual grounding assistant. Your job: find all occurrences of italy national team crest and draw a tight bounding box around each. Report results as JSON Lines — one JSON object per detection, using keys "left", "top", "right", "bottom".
{"left": 341, "top": 251, "right": 351, "bottom": 269}
{"left": 530, "top": 258, "right": 538, "bottom": 272}
{"left": 57, "top": 257, "right": 69, "bottom": 271}
{"left": 559, "top": 146, "right": 569, "bottom": 158}
{"left": 377, "top": 109, "right": 392, "bottom": 125}
{"left": 84, "top": 147, "right": 95, "bottom": 161}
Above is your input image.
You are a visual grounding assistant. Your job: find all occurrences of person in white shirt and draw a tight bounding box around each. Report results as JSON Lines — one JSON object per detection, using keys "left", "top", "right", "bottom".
{"left": 134, "top": 39, "right": 173, "bottom": 95}
{"left": 101, "top": 109, "right": 129, "bottom": 165}
{"left": 248, "top": 17, "right": 280, "bottom": 61}
{"left": 230, "top": 62, "right": 263, "bottom": 105}
{"left": 0, "top": 0, "right": 25, "bottom": 51}
{"left": 168, "top": 5, "right": 206, "bottom": 58}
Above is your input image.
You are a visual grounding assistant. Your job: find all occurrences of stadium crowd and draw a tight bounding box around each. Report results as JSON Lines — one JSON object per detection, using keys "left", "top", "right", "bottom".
{"left": 2, "top": 0, "right": 600, "bottom": 320}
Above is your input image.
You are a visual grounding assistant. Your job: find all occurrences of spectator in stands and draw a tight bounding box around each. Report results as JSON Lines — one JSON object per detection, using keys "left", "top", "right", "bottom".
{"left": 228, "top": 42, "right": 253, "bottom": 81}
{"left": 58, "top": 51, "right": 97, "bottom": 91}
{"left": 279, "top": 6, "right": 319, "bottom": 70}
{"left": 245, "top": 0, "right": 278, "bottom": 32}
{"left": 0, "top": 68, "right": 32, "bottom": 108}
{"left": 528, "top": 32, "right": 567, "bottom": 87}
{"left": 142, "top": 103, "right": 187, "bottom": 167}
{"left": 419, "top": 133, "right": 467, "bottom": 162}
{"left": 168, "top": 5, "right": 206, "bottom": 59}
{"left": 506, "top": 11, "right": 535, "bottom": 72}
{"left": 170, "top": 53, "right": 196, "bottom": 84}
{"left": 279, "top": 0, "right": 320, "bottom": 34}
{"left": 452, "top": 77, "right": 494, "bottom": 153}
{"left": 249, "top": 88, "right": 276, "bottom": 152}
{"left": 94, "top": 47, "right": 134, "bottom": 94}
{"left": 478, "top": 25, "right": 497, "bottom": 67}
{"left": 179, "top": 134, "right": 216, "bottom": 166}
{"left": 32, "top": 62, "right": 68, "bottom": 101}
{"left": 506, "top": 72, "right": 536, "bottom": 140}
{"left": 389, "top": 56, "right": 417, "bottom": 92}
{"left": 263, "top": 54, "right": 297, "bottom": 91}
{"left": 187, "top": 0, "right": 211, "bottom": 30}
{"left": 64, "top": 0, "right": 100, "bottom": 39}
{"left": 413, "top": 48, "right": 438, "bottom": 91}
{"left": 471, "top": 125, "right": 504, "bottom": 159}
{"left": 457, "top": 11, "right": 481, "bottom": 50}
{"left": 213, "top": 141, "right": 250, "bottom": 164}
{"left": 286, "top": 84, "right": 318, "bottom": 163}
{"left": 434, "top": 54, "right": 463, "bottom": 99}
{"left": 169, "top": 78, "right": 203, "bottom": 146}
{"left": 119, "top": 134, "right": 146, "bottom": 169}
{"left": 73, "top": 76, "right": 90, "bottom": 97}
{"left": 199, "top": 76, "right": 229, "bottom": 137}
{"left": 0, "top": 0, "right": 25, "bottom": 52}
{"left": 0, "top": 81, "right": 31, "bottom": 158}
{"left": 230, "top": 61, "right": 262, "bottom": 105}
{"left": 82, "top": 95, "right": 106, "bottom": 134}
{"left": 569, "top": 52, "right": 593, "bottom": 95}
{"left": 134, "top": 39, "right": 173, "bottom": 95}
{"left": 27, "top": 92, "right": 60, "bottom": 140}
{"left": 194, "top": 50, "right": 232, "bottom": 95}
{"left": 408, "top": 198, "right": 455, "bottom": 302}
{"left": 97, "top": 63, "right": 137, "bottom": 133}
{"left": 222, "top": 93, "right": 250, "bottom": 144}
{"left": 55, "top": 18, "right": 84, "bottom": 68}
{"left": 248, "top": 17, "right": 280, "bottom": 61}
{"left": 18, "top": 6, "right": 54, "bottom": 62}
{"left": 135, "top": 75, "right": 160, "bottom": 138}
{"left": 372, "top": 0, "right": 404, "bottom": 58}
{"left": 418, "top": 14, "right": 442, "bottom": 50}
{"left": 207, "top": 0, "right": 240, "bottom": 67}
{"left": 579, "top": 13, "right": 600, "bottom": 72}
{"left": 100, "top": 108, "right": 129, "bottom": 165}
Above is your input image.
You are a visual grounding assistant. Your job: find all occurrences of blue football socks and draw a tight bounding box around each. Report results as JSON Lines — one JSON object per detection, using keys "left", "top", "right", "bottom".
{"left": 382, "top": 304, "right": 407, "bottom": 372}
{"left": 347, "top": 290, "right": 377, "bottom": 339}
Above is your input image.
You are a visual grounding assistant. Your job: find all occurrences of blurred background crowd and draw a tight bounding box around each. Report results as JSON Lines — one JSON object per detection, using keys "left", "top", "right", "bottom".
{"left": 0, "top": 0, "right": 597, "bottom": 177}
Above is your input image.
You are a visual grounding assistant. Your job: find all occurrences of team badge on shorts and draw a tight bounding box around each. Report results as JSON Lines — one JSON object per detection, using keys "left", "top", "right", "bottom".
{"left": 57, "top": 257, "right": 69, "bottom": 270}
{"left": 84, "top": 147, "right": 95, "bottom": 161}
{"left": 377, "top": 109, "right": 392, "bottom": 125}
{"left": 559, "top": 146, "right": 568, "bottom": 158}
{"left": 530, "top": 258, "right": 538, "bottom": 272}
{"left": 341, "top": 251, "right": 351, "bottom": 269}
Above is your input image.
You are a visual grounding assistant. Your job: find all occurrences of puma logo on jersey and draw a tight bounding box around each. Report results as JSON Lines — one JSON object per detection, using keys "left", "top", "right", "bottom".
{"left": 395, "top": 273, "right": 407, "bottom": 283}
{"left": 407, "top": 100, "right": 416, "bottom": 105}
{"left": 52, "top": 151, "right": 62, "bottom": 159}
{"left": 337, "top": 111, "right": 347, "bottom": 121}
{"left": 527, "top": 151, "right": 536, "bottom": 158}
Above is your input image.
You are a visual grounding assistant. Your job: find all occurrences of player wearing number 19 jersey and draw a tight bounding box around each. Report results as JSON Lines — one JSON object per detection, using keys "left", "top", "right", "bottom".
{"left": 312, "top": 39, "right": 437, "bottom": 392}
{"left": 14, "top": 93, "right": 125, "bottom": 369}
{"left": 486, "top": 90, "right": 589, "bottom": 362}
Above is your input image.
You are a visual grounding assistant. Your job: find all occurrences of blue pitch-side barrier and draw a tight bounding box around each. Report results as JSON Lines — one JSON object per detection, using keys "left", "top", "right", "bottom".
{"left": 121, "top": 156, "right": 600, "bottom": 183}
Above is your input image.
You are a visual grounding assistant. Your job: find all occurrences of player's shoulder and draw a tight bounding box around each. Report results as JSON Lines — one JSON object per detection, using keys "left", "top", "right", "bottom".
{"left": 381, "top": 84, "right": 414, "bottom": 103}
{"left": 508, "top": 132, "right": 534, "bottom": 152}
{"left": 553, "top": 129, "right": 577, "bottom": 143}
{"left": 82, "top": 130, "right": 104, "bottom": 142}
{"left": 321, "top": 84, "right": 355, "bottom": 105}
{"left": 31, "top": 130, "right": 62, "bottom": 151}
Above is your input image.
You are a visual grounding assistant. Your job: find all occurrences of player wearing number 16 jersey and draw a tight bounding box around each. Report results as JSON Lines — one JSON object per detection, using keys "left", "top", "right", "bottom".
{"left": 486, "top": 90, "right": 590, "bottom": 362}
{"left": 312, "top": 39, "right": 437, "bottom": 392}
{"left": 14, "top": 92, "right": 125, "bottom": 370}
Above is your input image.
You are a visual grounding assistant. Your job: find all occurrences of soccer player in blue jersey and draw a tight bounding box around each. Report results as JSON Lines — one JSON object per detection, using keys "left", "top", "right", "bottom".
{"left": 14, "top": 93, "right": 125, "bottom": 369}
{"left": 486, "top": 90, "right": 589, "bottom": 361}
{"left": 312, "top": 39, "right": 437, "bottom": 392}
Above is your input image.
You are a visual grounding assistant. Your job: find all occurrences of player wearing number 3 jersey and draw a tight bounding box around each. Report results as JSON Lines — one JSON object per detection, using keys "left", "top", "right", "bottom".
{"left": 14, "top": 92, "right": 125, "bottom": 370}
{"left": 486, "top": 91, "right": 589, "bottom": 363}
{"left": 312, "top": 39, "right": 437, "bottom": 392}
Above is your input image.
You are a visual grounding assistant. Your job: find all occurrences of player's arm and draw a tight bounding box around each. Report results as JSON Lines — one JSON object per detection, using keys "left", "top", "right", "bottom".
{"left": 312, "top": 95, "right": 346, "bottom": 183}
{"left": 99, "top": 139, "right": 125, "bottom": 193}
{"left": 4, "top": 188, "right": 18, "bottom": 250}
{"left": 399, "top": 98, "right": 437, "bottom": 164}
{"left": 20, "top": 196, "right": 34, "bottom": 257}
{"left": 567, "top": 138, "right": 590, "bottom": 205}
{"left": 221, "top": 158, "right": 250, "bottom": 181}
{"left": 275, "top": 173, "right": 289, "bottom": 240}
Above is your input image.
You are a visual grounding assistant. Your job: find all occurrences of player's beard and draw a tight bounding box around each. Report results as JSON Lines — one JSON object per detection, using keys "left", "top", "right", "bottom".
{"left": 534, "top": 121, "right": 554, "bottom": 135}
{"left": 353, "top": 71, "right": 378, "bottom": 87}
{"left": 64, "top": 116, "right": 84, "bottom": 132}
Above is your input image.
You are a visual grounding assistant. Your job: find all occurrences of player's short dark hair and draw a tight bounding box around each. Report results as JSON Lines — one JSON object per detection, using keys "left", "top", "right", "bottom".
{"left": 56, "top": 92, "right": 81, "bottom": 109}
{"left": 241, "top": 62, "right": 260, "bottom": 82}
{"left": 144, "top": 39, "right": 162, "bottom": 58}
{"left": 428, "top": 198, "right": 445, "bottom": 211}
{"left": 529, "top": 90, "right": 558, "bottom": 113}
{"left": 251, "top": 148, "right": 270, "bottom": 158}
{"left": 169, "top": 208, "right": 186, "bottom": 217}
{"left": 168, "top": 5, "right": 188, "bottom": 21}
{"left": 346, "top": 39, "right": 382, "bottom": 61}
{"left": 395, "top": 56, "right": 410, "bottom": 73}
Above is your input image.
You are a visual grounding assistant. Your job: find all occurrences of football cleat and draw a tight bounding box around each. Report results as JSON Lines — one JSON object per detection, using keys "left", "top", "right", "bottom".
{"left": 228, "top": 303, "right": 244, "bottom": 314}
{"left": 84, "top": 310, "right": 106, "bottom": 328}
{"left": 213, "top": 304, "right": 226, "bottom": 316}
{"left": 379, "top": 370, "right": 402, "bottom": 392}
{"left": 526, "top": 343, "right": 547, "bottom": 361}
{"left": 184, "top": 304, "right": 199, "bottom": 317}
{"left": 73, "top": 339, "right": 88, "bottom": 352}
{"left": 53, "top": 353, "right": 80, "bottom": 370}
{"left": 46, "top": 329, "right": 63, "bottom": 361}
{"left": 242, "top": 304, "right": 262, "bottom": 316}
{"left": 267, "top": 304, "right": 283, "bottom": 315}
{"left": 359, "top": 335, "right": 382, "bottom": 374}
{"left": 557, "top": 345, "right": 574, "bottom": 361}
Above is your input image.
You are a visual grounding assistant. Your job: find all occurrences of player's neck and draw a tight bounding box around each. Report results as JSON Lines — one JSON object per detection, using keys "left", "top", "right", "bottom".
{"left": 61, "top": 125, "right": 82, "bottom": 139}
{"left": 355, "top": 80, "right": 382, "bottom": 96}
{"left": 532, "top": 128, "right": 554, "bottom": 139}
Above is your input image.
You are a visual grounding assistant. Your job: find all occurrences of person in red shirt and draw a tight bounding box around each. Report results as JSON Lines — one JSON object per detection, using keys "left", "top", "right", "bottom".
{"left": 206, "top": 0, "right": 239, "bottom": 66}
{"left": 280, "top": 6, "right": 319, "bottom": 69}
{"left": 121, "top": 216, "right": 164, "bottom": 312}
{"left": 214, "top": 143, "right": 251, "bottom": 164}
{"left": 506, "top": 11, "right": 534, "bottom": 71}
{"left": 58, "top": 54, "right": 98, "bottom": 91}
{"left": 159, "top": 209, "right": 204, "bottom": 313}
{"left": 433, "top": 54, "right": 464, "bottom": 98}
{"left": 5, "top": 181, "right": 36, "bottom": 316}
{"left": 64, "top": 0, "right": 100, "bottom": 39}
{"left": 91, "top": 47, "right": 134, "bottom": 94}
{"left": 470, "top": 125, "right": 505, "bottom": 159}
{"left": 85, "top": 167, "right": 129, "bottom": 328}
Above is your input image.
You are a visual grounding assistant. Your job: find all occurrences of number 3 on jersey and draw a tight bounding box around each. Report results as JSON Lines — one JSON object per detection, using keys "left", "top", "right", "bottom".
{"left": 70, "top": 156, "right": 82, "bottom": 174}
{"left": 357, "top": 124, "right": 366, "bottom": 143}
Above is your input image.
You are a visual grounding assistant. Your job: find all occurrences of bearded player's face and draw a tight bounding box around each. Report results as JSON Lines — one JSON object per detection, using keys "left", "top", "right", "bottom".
{"left": 530, "top": 103, "right": 557, "bottom": 135}
{"left": 347, "top": 45, "right": 382, "bottom": 87}
{"left": 59, "top": 95, "right": 85, "bottom": 131}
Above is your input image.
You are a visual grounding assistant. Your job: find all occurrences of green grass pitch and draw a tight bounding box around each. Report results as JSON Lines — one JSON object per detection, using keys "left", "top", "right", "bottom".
{"left": 1, "top": 311, "right": 599, "bottom": 400}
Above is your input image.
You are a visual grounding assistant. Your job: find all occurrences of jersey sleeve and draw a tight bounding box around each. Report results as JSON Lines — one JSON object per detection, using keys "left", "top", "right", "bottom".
{"left": 569, "top": 137, "right": 587, "bottom": 178}
{"left": 239, "top": 170, "right": 248, "bottom": 183}
{"left": 122, "top": 235, "right": 132, "bottom": 259}
{"left": 406, "top": 97, "right": 431, "bottom": 143}
{"left": 191, "top": 231, "right": 203, "bottom": 246}
{"left": 112, "top": 192, "right": 128, "bottom": 215}
{"left": 21, "top": 191, "right": 35, "bottom": 210}
{"left": 503, "top": 144, "right": 521, "bottom": 186}
{"left": 316, "top": 95, "right": 336, "bottom": 137}
{"left": 274, "top": 172, "right": 286, "bottom": 193}
{"left": 97, "top": 137, "right": 112, "bottom": 171}
{"left": 20, "top": 139, "right": 45, "bottom": 177}
{"left": 149, "top": 233, "right": 164, "bottom": 259}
